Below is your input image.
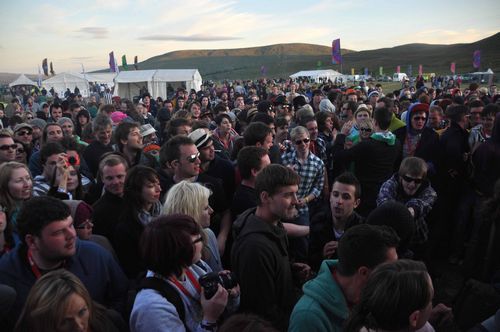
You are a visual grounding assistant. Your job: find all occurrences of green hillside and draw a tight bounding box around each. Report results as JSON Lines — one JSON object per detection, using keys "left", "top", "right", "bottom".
{"left": 110, "top": 33, "right": 500, "bottom": 80}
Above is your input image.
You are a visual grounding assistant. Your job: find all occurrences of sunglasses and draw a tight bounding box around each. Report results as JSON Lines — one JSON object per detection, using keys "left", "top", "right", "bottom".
{"left": 401, "top": 175, "right": 424, "bottom": 184}
{"left": 16, "top": 131, "right": 32, "bottom": 136}
{"left": 413, "top": 116, "right": 426, "bottom": 121}
{"left": 295, "top": 138, "right": 311, "bottom": 145}
{"left": 17, "top": 148, "right": 25, "bottom": 154}
{"left": 185, "top": 152, "right": 200, "bottom": 163}
{"left": 359, "top": 128, "right": 372, "bottom": 132}
{"left": 0, "top": 144, "right": 17, "bottom": 151}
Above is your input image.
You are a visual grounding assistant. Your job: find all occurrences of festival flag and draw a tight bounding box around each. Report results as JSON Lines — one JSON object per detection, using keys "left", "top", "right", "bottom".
{"left": 473, "top": 50, "right": 481, "bottom": 69}
{"left": 418, "top": 64, "right": 423, "bottom": 76}
{"left": 50, "top": 62, "right": 55, "bottom": 75}
{"left": 122, "top": 55, "right": 128, "bottom": 71}
{"left": 260, "top": 65, "right": 267, "bottom": 76}
{"left": 408, "top": 65, "right": 413, "bottom": 78}
{"left": 364, "top": 68, "right": 368, "bottom": 76}
{"left": 396, "top": 65, "right": 400, "bottom": 73}
{"left": 42, "top": 58, "right": 48, "bottom": 76}
{"left": 351, "top": 68, "right": 355, "bottom": 75}
{"left": 37, "top": 66, "right": 42, "bottom": 87}
{"left": 109, "top": 51, "right": 119, "bottom": 73}
{"left": 379, "top": 66, "right": 383, "bottom": 76}
{"left": 317, "top": 61, "right": 322, "bottom": 68}
{"left": 134, "top": 56, "right": 139, "bottom": 70}
{"left": 331, "top": 38, "right": 342, "bottom": 64}
{"left": 450, "top": 62, "right": 456, "bottom": 74}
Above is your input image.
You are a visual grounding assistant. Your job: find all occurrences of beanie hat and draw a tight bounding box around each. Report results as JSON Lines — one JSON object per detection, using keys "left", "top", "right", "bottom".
{"left": 63, "top": 200, "right": 93, "bottom": 227}
{"left": 110, "top": 111, "right": 127, "bottom": 124}
{"left": 29, "top": 118, "right": 47, "bottom": 130}
{"left": 319, "top": 99, "right": 335, "bottom": 113}
{"left": 57, "top": 117, "right": 74, "bottom": 126}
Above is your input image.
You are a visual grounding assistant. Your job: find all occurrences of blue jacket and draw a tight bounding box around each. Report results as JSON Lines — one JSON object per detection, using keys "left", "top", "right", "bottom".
{"left": 0, "top": 239, "right": 128, "bottom": 323}
{"left": 289, "top": 260, "right": 348, "bottom": 332}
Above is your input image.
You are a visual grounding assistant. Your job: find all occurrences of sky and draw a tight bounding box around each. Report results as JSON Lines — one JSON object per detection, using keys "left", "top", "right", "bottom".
{"left": 1, "top": 0, "right": 499, "bottom": 74}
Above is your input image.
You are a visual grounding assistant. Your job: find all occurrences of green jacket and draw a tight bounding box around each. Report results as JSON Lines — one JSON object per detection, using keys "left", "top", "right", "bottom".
{"left": 288, "top": 260, "right": 348, "bottom": 332}
{"left": 388, "top": 113, "right": 406, "bottom": 133}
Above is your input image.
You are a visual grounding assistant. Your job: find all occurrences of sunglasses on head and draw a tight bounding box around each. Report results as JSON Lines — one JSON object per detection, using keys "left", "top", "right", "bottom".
{"left": 401, "top": 175, "right": 424, "bottom": 184}
{"left": 0, "top": 144, "right": 17, "bottom": 151}
{"left": 185, "top": 152, "right": 200, "bottom": 163}
{"left": 295, "top": 138, "right": 310, "bottom": 145}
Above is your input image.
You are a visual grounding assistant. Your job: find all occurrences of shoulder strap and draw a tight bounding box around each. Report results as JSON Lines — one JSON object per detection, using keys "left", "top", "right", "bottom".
{"left": 138, "top": 277, "right": 187, "bottom": 330}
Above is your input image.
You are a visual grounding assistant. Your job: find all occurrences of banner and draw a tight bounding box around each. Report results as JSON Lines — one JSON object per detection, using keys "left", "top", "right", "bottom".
{"left": 109, "top": 51, "right": 119, "bottom": 73}
{"left": 351, "top": 68, "right": 355, "bottom": 75}
{"left": 396, "top": 65, "right": 400, "bottom": 73}
{"left": 260, "top": 65, "right": 267, "bottom": 76}
{"left": 42, "top": 58, "right": 48, "bottom": 76}
{"left": 122, "top": 55, "right": 128, "bottom": 71}
{"left": 331, "top": 38, "right": 341, "bottom": 64}
{"left": 50, "top": 62, "right": 55, "bottom": 75}
{"left": 418, "top": 64, "right": 423, "bottom": 76}
{"left": 134, "top": 56, "right": 139, "bottom": 70}
{"left": 379, "top": 66, "right": 383, "bottom": 76}
{"left": 364, "top": 67, "right": 368, "bottom": 76}
{"left": 450, "top": 62, "right": 456, "bottom": 74}
{"left": 473, "top": 50, "right": 481, "bottom": 69}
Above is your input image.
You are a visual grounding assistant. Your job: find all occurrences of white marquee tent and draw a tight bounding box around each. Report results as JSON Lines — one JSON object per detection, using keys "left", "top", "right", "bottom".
{"left": 290, "top": 69, "right": 344, "bottom": 83}
{"left": 42, "top": 72, "right": 91, "bottom": 97}
{"left": 9, "top": 74, "right": 37, "bottom": 87}
{"left": 114, "top": 69, "right": 202, "bottom": 100}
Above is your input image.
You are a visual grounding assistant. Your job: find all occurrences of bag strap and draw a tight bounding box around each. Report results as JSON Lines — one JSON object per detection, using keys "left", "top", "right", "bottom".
{"left": 138, "top": 277, "right": 187, "bottom": 330}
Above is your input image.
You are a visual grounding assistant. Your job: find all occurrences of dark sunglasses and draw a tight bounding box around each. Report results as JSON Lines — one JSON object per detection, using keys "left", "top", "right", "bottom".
{"left": 401, "top": 175, "right": 424, "bottom": 184}
{"left": 359, "top": 128, "right": 372, "bottom": 132}
{"left": 16, "top": 131, "right": 32, "bottom": 136}
{"left": 295, "top": 138, "right": 311, "bottom": 145}
{"left": 185, "top": 152, "right": 200, "bottom": 163}
{"left": 16, "top": 148, "right": 25, "bottom": 154}
{"left": 413, "top": 116, "right": 426, "bottom": 121}
{"left": 0, "top": 144, "right": 17, "bottom": 151}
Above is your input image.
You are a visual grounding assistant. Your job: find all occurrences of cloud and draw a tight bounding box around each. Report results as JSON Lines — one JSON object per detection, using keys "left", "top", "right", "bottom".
{"left": 137, "top": 34, "right": 241, "bottom": 42}
{"left": 76, "top": 27, "right": 109, "bottom": 39}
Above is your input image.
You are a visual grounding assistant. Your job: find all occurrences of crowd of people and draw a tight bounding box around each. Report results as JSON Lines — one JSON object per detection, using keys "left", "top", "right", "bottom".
{"left": 0, "top": 77, "right": 499, "bottom": 332}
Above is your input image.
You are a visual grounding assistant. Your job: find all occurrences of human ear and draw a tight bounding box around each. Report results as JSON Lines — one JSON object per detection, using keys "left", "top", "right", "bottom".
{"left": 353, "top": 198, "right": 360, "bottom": 209}
{"left": 25, "top": 234, "right": 36, "bottom": 250}
{"left": 409, "top": 310, "right": 420, "bottom": 329}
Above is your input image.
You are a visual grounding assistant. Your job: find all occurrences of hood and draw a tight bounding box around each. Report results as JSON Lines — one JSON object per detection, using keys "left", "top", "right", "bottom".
{"left": 370, "top": 131, "right": 396, "bottom": 146}
{"left": 405, "top": 103, "right": 429, "bottom": 135}
{"left": 233, "top": 208, "right": 289, "bottom": 256}
{"left": 302, "top": 260, "right": 349, "bottom": 319}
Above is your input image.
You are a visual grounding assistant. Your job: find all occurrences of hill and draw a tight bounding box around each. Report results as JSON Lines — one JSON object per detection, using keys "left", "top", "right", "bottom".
{"left": 131, "top": 33, "right": 500, "bottom": 80}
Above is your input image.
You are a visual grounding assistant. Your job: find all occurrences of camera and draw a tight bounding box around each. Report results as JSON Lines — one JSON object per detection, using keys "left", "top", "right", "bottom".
{"left": 65, "top": 154, "right": 80, "bottom": 167}
{"left": 198, "top": 272, "right": 237, "bottom": 299}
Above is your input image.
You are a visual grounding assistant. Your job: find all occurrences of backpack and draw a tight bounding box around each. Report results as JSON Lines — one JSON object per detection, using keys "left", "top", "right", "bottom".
{"left": 136, "top": 277, "right": 188, "bottom": 330}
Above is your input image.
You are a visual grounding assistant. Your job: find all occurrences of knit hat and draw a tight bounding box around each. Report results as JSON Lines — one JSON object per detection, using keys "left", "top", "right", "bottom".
{"left": 29, "top": 118, "right": 47, "bottom": 130}
{"left": 57, "top": 117, "right": 74, "bottom": 126}
{"left": 354, "top": 104, "right": 372, "bottom": 117}
{"left": 368, "top": 90, "right": 380, "bottom": 99}
{"left": 63, "top": 200, "right": 93, "bottom": 228}
{"left": 143, "top": 144, "right": 160, "bottom": 154}
{"left": 110, "top": 111, "right": 127, "bottom": 124}
{"left": 319, "top": 99, "right": 335, "bottom": 113}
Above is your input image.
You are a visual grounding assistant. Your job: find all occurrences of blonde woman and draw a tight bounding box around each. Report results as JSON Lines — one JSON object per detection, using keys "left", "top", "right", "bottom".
{"left": 163, "top": 180, "right": 222, "bottom": 272}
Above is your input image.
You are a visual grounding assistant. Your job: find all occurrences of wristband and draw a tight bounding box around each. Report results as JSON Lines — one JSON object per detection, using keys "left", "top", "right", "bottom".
{"left": 200, "top": 320, "right": 217, "bottom": 331}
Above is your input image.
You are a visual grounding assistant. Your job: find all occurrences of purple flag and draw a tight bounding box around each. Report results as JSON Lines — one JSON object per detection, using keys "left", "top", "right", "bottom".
{"left": 109, "top": 51, "right": 118, "bottom": 73}
{"left": 473, "top": 50, "right": 481, "bottom": 69}
{"left": 331, "top": 39, "right": 341, "bottom": 64}
{"left": 42, "top": 58, "right": 48, "bottom": 76}
{"left": 450, "top": 62, "right": 456, "bottom": 74}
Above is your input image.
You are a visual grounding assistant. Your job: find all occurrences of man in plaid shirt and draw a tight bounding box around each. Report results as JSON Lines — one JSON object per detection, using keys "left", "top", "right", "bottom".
{"left": 281, "top": 125, "right": 324, "bottom": 262}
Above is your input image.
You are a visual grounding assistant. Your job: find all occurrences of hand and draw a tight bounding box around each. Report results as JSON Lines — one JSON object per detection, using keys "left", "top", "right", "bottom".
{"left": 218, "top": 271, "right": 240, "bottom": 298}
{"left": 296, "top": 198, "right": 307, "bottom": 207}
{"left": 341, "top": 120, "right": 354, "bottom": 135}
{"left": 428, "top": 303, "right": 453, "bottom": 329}
{"left": 201, "top": 284, "right": 228, "bottom": 323}
{"left": 55, "top": 153, "right": 69, "bottom": 189}
{"left": 322, "top": 241, "right": 338, "bottom": 258}
{"left": 292, "top": 262, "right": 312, "bottom": 283}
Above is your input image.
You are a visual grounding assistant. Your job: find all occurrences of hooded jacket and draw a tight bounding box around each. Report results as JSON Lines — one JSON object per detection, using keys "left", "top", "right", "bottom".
{"left": 231, "top": 208, "right": 298, "bottom": 331}
{"left": 289, "top": 260, "right": 348, "bottom": 332}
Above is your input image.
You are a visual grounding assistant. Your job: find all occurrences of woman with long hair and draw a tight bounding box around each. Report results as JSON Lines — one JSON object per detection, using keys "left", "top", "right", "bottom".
{"left": 15, "top": 269, "right": 121, "bottom": 332}
{"left": 163, "top": 180, "right": 221, "bottom": 272}
{"left": 130, "top": 214, "right": 239, "bottom": 332}
{"left": 112, "top": 165, "right": 162, "bottom": 278}
{"left": 0, "top": 161, "right": 32, "bottom": 229}
{"left": 344, "top": 259, "right": 434, "bottom": 332}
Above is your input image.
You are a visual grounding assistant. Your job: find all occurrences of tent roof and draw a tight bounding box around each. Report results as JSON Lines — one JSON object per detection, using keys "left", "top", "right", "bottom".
{"left": 290, "top": 69, "right": 342, "bottom": 78}
{"left": 43, "top": 72, "right": 88, "bottom": 84}
{"left": 84, "top": 73, "right": 117, "bottom": 84}
{"left": 114, "top": 69, "right": 201, "bottom": 83}
{"left": 9, "top": 74, "right": 37, "bottom": 87}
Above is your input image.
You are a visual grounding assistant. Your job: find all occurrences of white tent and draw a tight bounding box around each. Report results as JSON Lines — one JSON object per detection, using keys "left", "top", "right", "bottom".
{"left": 290, "top": 69, "right": 343, "bottom": 83}
{"left": 84, "top": 72, "right": 117, "bottom": 86}
{"left": 43, "top": 72, "right": 90, "bottom": 97}
{"left": 9, "top": 74, "right": 37, "bottom": 87}
{"left": 114, "top": 69, "right": 202, "bottom": 100}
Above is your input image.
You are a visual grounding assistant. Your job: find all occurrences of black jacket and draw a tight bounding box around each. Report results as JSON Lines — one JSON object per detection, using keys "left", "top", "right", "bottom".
{"left": 92, "top": 191, "right": 125, "bottom": 240}
{"left": 394, "top": 126, "right": 440, "bottom": 174}
{"left": 231, "top": 208, "right": 298, "bottom": 331}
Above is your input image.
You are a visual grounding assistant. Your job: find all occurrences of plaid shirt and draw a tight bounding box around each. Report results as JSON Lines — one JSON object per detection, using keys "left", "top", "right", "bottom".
{"left": 281, "top": 150, "right": 324, "bottom": 215}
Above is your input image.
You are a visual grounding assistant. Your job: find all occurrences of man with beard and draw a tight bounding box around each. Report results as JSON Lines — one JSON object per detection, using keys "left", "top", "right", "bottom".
{"left": 232, "top": 164, "right": 312, "bottom": 331}
{"left": 0, "top": 196, "right": 128, "bottom": 328}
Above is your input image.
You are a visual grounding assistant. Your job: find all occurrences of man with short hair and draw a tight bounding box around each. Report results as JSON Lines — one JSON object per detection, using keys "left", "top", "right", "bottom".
{"left": 49, "top": 103, "right": 63, "bottom": 123}
{"left": 0, "top": 132, "right": 16, "bottom": 165}
{"left": 309, "top": 172, "right": 364, "bottom": 271}
{"left": 289, "top": 224, "right": 399, "bottom": 332}
{"left": 28, "top": 123, "right": 64, "bottom": 177}
{"left": 377, "top": 97, "right": 406, "bottom": 132}
{"left": 232, "top": 164, "right": 311, "bottom": 330}
{"left": 92, "top": 154, "right": 129, "bottom": 240}
{"left": 0, "top": 196, "right": 128, "bottom": 326}
{"left": 427, "top": 105, "right": 446, "bottom": 134}
{"left": 334, "top": 107, "right": 401, "bottom": 216}
{"left": 83, "top": 114, "right": 114, "bottom": 177}
{"left": 243, "top": 121, "right": 280, "bottom": 163}
{"left": 114, "top": 121, "right": 156, "bottom": 169}
{"left": 32, "top": 142, "right": 66, "bottom": 197}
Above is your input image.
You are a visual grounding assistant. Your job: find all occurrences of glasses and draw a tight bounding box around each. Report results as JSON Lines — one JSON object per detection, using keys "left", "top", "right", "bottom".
{"left": 192, "top": 236, "right": 203, "bottom": 244}
{"left": 412, "top": 116, "right": 426, "bottom": 121}
{"left": 75, "top": 220, "right": 94, "bottom": 230}
{"left": 359, "top": 128, "right": 372, "bottom": 132}
{"left": 294, "top": 138, "right": 310, "bottom": 145}
{"left": 16, "top": 131, "right": 32, "bottom": 136}
{"left": 0, "top": 144, "right": 17, "bottom": 151}
{"left": 16, "top": 148, "right": 25, "bottom": 154}
{"left": 185, "top": 152, "right": 200, "bottom": 163}
{"left": 401, "top": 175, "right": 424, "bottom": 184}
{"left": 340, "top": 114, "right": 348, "bottom": 119}
{"left": 26, "top": 116, "right": 34, "bottom": 120}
